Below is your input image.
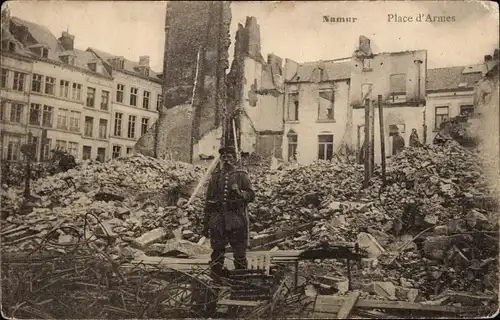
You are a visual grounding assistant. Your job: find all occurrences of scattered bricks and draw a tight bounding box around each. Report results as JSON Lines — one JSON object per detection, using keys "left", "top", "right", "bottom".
{"left": 96, "top": 220, "right": 118, "bottom": 238}
{"left": 361, "top": 281, "right": 397, "bottom": 300}
{"left": 465, "top": 209, "right": 489, "bottom": 229}
{"left": 132, "top": 227, "right": 168, "bottom": 249}
{"left": 366, "top": 228, "right": 391, "bottom": 247}
{"left": 58, "top": 234, "right": 75, "bottom": 245}
{"left": 312, "top": 281, "right": 336, "bottom": 295}
{"left": 422, "top": 236, "right": 450, "bottom": 260}
{"left": 357, "top": 232, "right": 385, "bottom": 258}
{"left": 424, "top": 214, "right": 439, "bottom": 226}
{"left": 361, "top": 258, "right": 379, "bottom": 269}
{"left": 182, "top": 229, "right": 194, "bottom": 237}
{"left": 395, "top": 286, "right": 419, "bottom": 303}
{"left": 197, "top": 236, "right": 206, "bottom": 246}
{"left": 423, "top": 235, "right": 474, "bottom": 260}
{"left": 115, "top": 207, "right": 131, "bottom": 219}
{"left": 328, "top": 201, "right": 342, "bottom": 212}
{"left": 319, "top": 275, "right": 349, "bottom": 294}
{"left": 399, "top": 277, "right": 413, "bottom": 288}
{"left": 433, "top": 225, "right": 449, "bottom": 235}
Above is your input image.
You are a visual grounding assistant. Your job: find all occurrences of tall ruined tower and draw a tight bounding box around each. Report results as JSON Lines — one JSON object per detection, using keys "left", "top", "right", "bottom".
{"left": 137, "top": 1, "right": 231, "bottom": 162}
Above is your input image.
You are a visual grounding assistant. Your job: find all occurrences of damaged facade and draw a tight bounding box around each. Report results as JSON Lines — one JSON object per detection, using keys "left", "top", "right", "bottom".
{"left": 226, "top": 17, "right": 284, "bottom": 160}
{"left": 1, "top": 11, "right": 161, "bottom": 162}
{"left": 283, "top": 59, "right": 351, "bottom": 164}
{"left": 140, "top": 8, "right": 497, "bottom": 166}
{"left": 350, "top": 36, "right": 427, "bottom": 164}
{"left": 473, "top": 50, "right": 500, "bottom": 169}
{"left": 136, "top": 1, "right": 231, "bottom": 163}
{"left": 426, "top": 64, "right": 485, "bottom": 143}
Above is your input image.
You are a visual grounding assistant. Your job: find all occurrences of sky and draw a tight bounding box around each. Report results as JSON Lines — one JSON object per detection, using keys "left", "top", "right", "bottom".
{"left": 5, "top": 0, "right": 499, "bottom": 72}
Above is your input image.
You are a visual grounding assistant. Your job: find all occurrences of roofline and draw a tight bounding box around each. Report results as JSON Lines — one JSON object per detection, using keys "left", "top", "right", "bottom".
{"left": 375, "top": 49, "right": 427, "bottom": 56}
{"left": 1, "top": 51, "right": 33, "bottom": 63}
{"left": 297, "top": 57, "right": 352, "bottom": 65}
{"left": 426, "top": 87, "right": 475, "bottom": 93}
{"left": 428, "top": 64, "right": 485, "bottom": 71}
{"left": 34, "top": 55, "right": 113, "bottom": 80}
{"left": 285, "top": 77, "right": 350, "bottom": 84}
{"left": 88, "top": 47, "right": 163, "bottom": 84}
{"left": 112, "top": 68, "right": 163, "bottom": 84}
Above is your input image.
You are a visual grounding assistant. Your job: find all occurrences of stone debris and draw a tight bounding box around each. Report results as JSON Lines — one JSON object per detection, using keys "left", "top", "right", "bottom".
{"left": 1, "top": 142, "right": 498, "bottom": 308}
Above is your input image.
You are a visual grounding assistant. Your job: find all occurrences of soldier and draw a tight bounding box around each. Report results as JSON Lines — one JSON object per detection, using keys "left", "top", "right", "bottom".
{"left": 392, "top": 130, "right": 405, "bottom": 155}
{"left": 203, "top": 146, "right": 255, "bottom": 280}
{"left": 409, "top": 128, "right": 421, "bottom": 147}
{"left": 59, "top": 152, "right": 76, "bottom": 172}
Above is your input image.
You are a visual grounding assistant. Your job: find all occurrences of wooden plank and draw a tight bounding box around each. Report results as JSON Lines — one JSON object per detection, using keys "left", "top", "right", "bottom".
{"left": 314, "top": 296, "right": 480, "bottom": 314}
{"left": 370, "top": 99, "right": 375, "bottom": 174}
{"left": 0, "top": 225, "right": 29, "bottom": 236}
{"left": 217, "top": 299, "right": 263, "bottom": 307}
{"left": 378, "top": 95, "right": 386, "bottom": 183}
{"left": 129, "top": 246, "right": 357, "bottom": 269}
{"left": 249, "top": 222, "right": 314, "bottom": 249}
{"left": 337, "top": 290, "right": 360, "bottom": 319}
{"left": 364, "top": 98, "right": 371, "bottom": 188}
{"left": 187, "top": 155, "right": 220, "bottom": 205}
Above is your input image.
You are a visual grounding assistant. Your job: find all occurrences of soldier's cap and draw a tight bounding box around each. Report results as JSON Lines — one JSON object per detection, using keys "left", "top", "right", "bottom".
{"left": 219, "top": 146, "right": 236, "bottom": 156}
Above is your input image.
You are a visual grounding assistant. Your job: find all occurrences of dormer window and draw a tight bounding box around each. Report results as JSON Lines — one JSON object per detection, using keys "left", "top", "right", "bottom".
{"left": 110, "top": 58, "right": 125, "bottom": 70}
{"left": 143, "top": 68, "right": 149, "bottom": 77}
{"left": 28, "top": 44, "right": 49, "bottom": 58}
{"left": 89, "top": 63, "right": 96, "bottom": 72}
{"left": 2, "top": 41, "right": 15, "bottom": 53}
{"left": 61, "top": 55, "right": 75, "bottom": 65}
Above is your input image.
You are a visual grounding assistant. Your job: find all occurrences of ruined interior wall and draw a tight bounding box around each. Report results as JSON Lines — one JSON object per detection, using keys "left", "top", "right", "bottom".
{"left": 471, "top": 65, "right": 500, "bottom": 194}
{"left": 136, "top": 1, "right": 231, "bottom": 162}
{"left": 193, "top": 126, "right": 222, "bottom": 160}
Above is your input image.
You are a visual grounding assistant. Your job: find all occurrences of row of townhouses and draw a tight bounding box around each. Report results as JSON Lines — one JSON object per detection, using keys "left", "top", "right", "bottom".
{"left": 187, "top": 17, "right": 496, "bottom": 165}
{"left": 1, "top": 14, "right": 162, "bottom": 162}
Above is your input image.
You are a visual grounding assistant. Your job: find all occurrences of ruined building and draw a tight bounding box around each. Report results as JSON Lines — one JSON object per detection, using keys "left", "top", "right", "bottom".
{"left": 136, "top": 4, "right": 284, "bottom": 163}
{"left": 135, "top": 1, "right": 231, "bottom": 163}
{"left": 136, "top": 3, "right": 496, "bottom": 166}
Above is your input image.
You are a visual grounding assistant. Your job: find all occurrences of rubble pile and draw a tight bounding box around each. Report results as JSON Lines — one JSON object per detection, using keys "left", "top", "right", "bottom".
{"left": 1, "top": 154, "right": 205, "bottom": 253}
{"left": 377, "top": 140, "right": 497, "bottom": 230}
{"left": 239, "top": 141, "right": 498, "bottom": 302}
{"left": 1, "top": 142, "right": 498, "bottom": 307}
{"left": 1, "top": 161, "right": 59, "bottom": 188}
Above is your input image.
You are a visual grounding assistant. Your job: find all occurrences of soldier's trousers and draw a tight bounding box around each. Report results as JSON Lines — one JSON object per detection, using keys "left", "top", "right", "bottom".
{"left": 210, "top": 226, "right": 248, "bottom": 278}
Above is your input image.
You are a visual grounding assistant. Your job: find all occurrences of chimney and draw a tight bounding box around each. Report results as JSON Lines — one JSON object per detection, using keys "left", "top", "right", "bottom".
{"left": 139, "top": 55, "right": 150, "bottom": 67}
{"left": 244, "top": 16, "right": 261, "bottom": 59}
{"left": 267, "top": 53, "right": 283, "bottom": 74}
{"left": 358, "top": 35, "right": 373, "bottom": 56}
{"left": 59, "top": 31, "right": 74, "bottom": 51}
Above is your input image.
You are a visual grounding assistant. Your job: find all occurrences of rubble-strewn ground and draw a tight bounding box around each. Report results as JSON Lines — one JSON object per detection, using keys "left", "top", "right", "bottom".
{"left": 2, "top": 141, "right": 499, "bottom": 317}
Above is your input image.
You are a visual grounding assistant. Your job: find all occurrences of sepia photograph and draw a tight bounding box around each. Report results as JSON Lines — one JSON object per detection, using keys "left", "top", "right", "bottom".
{"left": 0, "top": 0, "right": 499, "bottom": 319}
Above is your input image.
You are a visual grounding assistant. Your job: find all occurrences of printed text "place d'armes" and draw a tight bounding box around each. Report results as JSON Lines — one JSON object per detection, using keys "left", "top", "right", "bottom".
{"left": 388, "top": 14, "right": 456, "bottom": 23}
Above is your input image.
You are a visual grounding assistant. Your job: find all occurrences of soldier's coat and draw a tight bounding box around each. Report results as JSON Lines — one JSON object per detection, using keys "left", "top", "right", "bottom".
{"left": 204, "top": 165, "right": 255, "bottom": 231}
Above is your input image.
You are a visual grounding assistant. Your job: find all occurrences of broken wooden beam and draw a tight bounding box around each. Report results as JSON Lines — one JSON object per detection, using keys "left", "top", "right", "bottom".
{"left": 313, "top": 295, "right": 486, "bottom": 314}
{"left": 217, "top": 299, "right": 263, "bottom": 307}
{"left": 0, "top": 225, "right": 29, "bottom": 237}
{"left": 337, "top": 290, "right": 361, "bottom": 319}
{"left": 249, "top": 222, "right": 314, "bottom": 250}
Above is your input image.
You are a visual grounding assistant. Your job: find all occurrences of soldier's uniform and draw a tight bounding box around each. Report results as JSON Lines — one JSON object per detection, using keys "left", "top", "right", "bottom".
{"left": 409, "top": 129, "right": 421, "bottom": 147}
{"left": 203, "top": 147, "right": 255, "bottom": 278}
